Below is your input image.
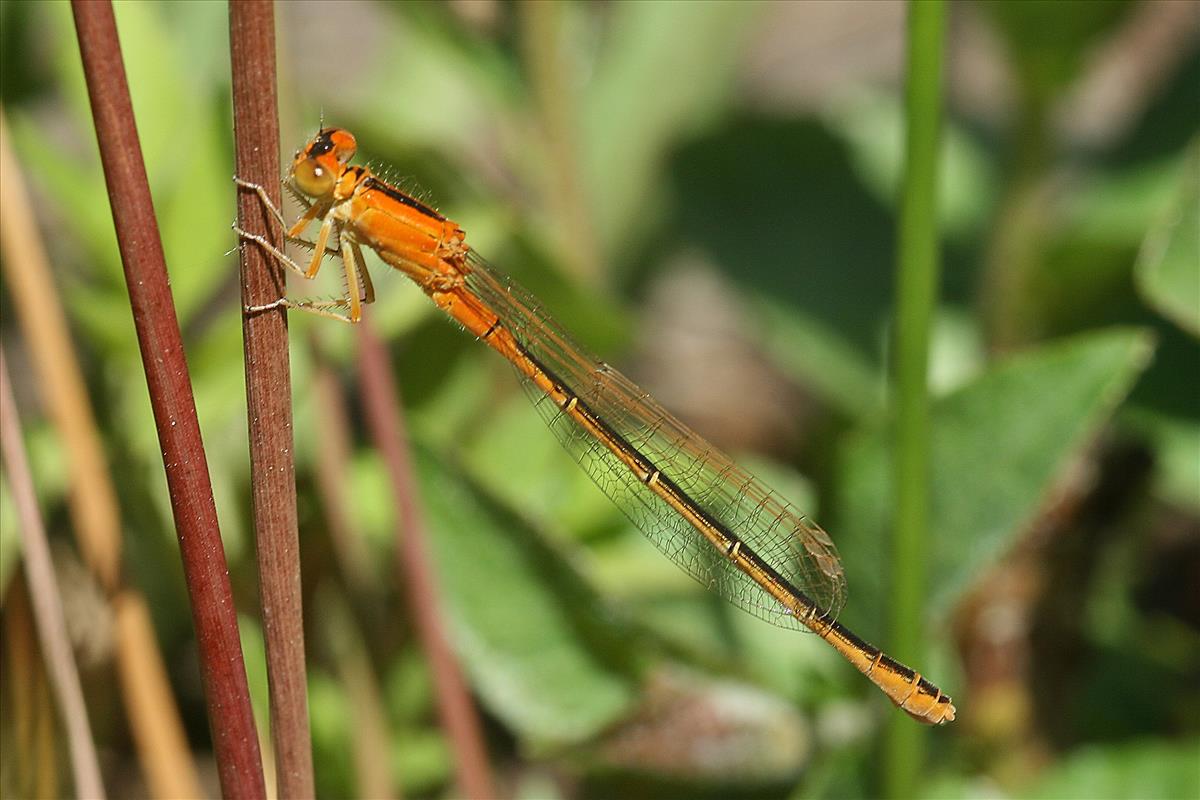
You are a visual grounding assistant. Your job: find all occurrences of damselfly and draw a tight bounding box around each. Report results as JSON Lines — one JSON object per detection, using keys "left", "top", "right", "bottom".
{"left": 236, "top": 128, "right": 956, "bottom": 724}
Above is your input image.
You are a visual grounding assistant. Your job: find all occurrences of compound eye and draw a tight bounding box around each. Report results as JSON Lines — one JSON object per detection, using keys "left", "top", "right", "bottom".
{"left": 292, "top": 158, "right": 335, "bottom": 197}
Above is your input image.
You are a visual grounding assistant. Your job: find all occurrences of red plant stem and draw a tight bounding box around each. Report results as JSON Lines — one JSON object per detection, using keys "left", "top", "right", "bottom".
{"left": 357, "top": 325, "right": 498, "bottom": 800}
{"left": 229, "top": 2, "right": 315, "bottom": 797}
{"left": 0, "top": 350, "right": 106, "bottom": 799}
{"left": 70, "top": 3, "right": 265, "bottom": 796}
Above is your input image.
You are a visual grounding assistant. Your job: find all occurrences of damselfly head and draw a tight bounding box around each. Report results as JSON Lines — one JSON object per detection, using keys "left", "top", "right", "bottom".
{"left": 290, "top": 127, "right": 357, "bottom": 198}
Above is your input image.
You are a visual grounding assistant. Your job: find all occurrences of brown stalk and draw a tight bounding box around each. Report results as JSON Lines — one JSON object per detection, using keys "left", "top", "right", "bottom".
{"left": 357, "top": 324, "right": 498, "bottom": 800}
{"left": 228, "top": 2, "right": 315, "bottom": 796}
{"left": 0, "top": 111, "right": 203, "bottom": 800}
{"left": 70, "top": 2, "right": 265, "bottom": 796}
{"left": 0, "top": 350, "right": 106, "bottom": 799}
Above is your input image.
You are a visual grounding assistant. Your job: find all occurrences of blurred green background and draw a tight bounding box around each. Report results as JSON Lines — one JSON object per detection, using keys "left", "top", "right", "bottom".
{"left": 1, "top": 1, "right": 1197, "bottom": 798}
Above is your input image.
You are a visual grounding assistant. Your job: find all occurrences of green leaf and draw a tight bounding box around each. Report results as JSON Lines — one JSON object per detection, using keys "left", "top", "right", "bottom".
{"left": 1136, "top": 141, "right": 1200, "bottom": 337}
{"left": 984, "top": 1, "right": 1131, "bottom": 104}
{"left": 111, "top": 1, "right": 194, "bottom": 182}
{"left": 155, "top": 119, "right": 236, "bottom": 324}
{"left": 13, "top": 2, "right": 236, "bottom": 338}
{"left": 834, "top": 328, "right": 1154, "bottom": 639}
{"left": 413, "top": 445, "right": 639, "bottom": 746}
{"left": 458, "top": 392, "right": 624, "bottom": 540}
{"left": 1067, "top": 156, "right": 1185, "bottom": 248}
{"left": 1119, "top": 406, "right": 1200, "bottom": 512}
{"left": 385, "top": 652, "right": 434, "bottom": 727}
{"left": 308, "top": 670, "right": 357, "bottom": 798}
{"left": 583, "top": 0, "right": 762, "bottom": 262}
{"left": 671, "top": 118, "right": 899, "bottom": 409}
{"left": 753, "top": 294, "right": 884, "bottom": 419}
{"left": 823, "top": 89, "right": 996, "bottom": 241}
{"left": 318, "top": 3, "right": 522, "bottom": 161}
{"left": 1023, "top": 739, "right": 1200, "bottom": 800}
{"left": 392, "top": 727, "right": 452, "bottom": 796}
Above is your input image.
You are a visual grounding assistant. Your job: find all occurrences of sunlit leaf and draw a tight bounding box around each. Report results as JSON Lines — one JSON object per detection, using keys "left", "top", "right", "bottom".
{"left": 414, "top": 445, "right": 639, "bottom": 745}
{"left": 1136, "top": 141, "right": 1200, "bottom": 337}
{"left": 834, "top": 328, "right": 1154, "bottom": 639}
{"left": 583, "top": 0, "right": 762, "bottom": 263}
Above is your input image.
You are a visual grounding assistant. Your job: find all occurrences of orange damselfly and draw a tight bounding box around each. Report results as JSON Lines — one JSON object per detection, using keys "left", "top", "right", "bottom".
{"left": 235, "top": 128, "right": 956, "bottom": 724}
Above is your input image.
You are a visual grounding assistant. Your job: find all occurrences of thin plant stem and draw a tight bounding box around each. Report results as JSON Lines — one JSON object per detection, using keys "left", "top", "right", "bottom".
{"left": 885, "top": 1, "right": 947, "bottom": 797}
{"left": 357, "top": 324, "right": 499, "bottom": 800}
{"left": 228, "top": 2, "right": 315, "bottom": 797}
{"left": 0, "top": 350, "right": 106, "bottom": 800}
{"left": 70, "top": 2, "right": 265, "bottom": 796}
{"left": 0, "top": 110, "right": 203, "bottom": 800}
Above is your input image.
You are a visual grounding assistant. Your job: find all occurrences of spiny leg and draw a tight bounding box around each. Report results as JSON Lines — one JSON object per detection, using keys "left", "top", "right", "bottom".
{"left": 235, "top": 212, "right": 337, "bottom": 283}
{"left": 351, "top": 241, "right": 375, "bottom": 305}
{"left": 234, "top": 226, "right": 312, "bottom": 279}
{"left": 247, "top": 297, "right": 361, "bottom": 324}
{"left": 246, "top": 288, "right": 360, "bottom": 324}
{"left": 282, "top": 233, "right": 341, "bottom": 260}
{"left": 233, "top": 176, "right": 320, "bottom": 235}
{"left": 305, "top": 215, "right": 335, "bottom": 278}
{"left": 236, "top": 175, "right": 363, "bottom": 322}
{"left": 233, "top": 176, "right": 333, "bottom": 279}
{"left": 340, "top": 238, "right": 365, "bottom": 323}
{"left": 245, "top": 235, "right": 371, "bottom": 324}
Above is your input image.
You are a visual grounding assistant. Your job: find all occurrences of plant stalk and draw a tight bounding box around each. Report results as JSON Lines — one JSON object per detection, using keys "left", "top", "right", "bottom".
{"left": 229, "top": 1, "right": 315, "bottom": 796}
{"left": 70, "top": 2, "right": 265, "bottom": 795}
{"left": 885, "top": 0, "right": 947, "bottom": 796}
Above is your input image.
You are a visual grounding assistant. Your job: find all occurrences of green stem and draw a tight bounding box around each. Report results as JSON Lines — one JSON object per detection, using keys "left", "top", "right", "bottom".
{"left": 885, "top": 0, "right": 946, "bottom": 797}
